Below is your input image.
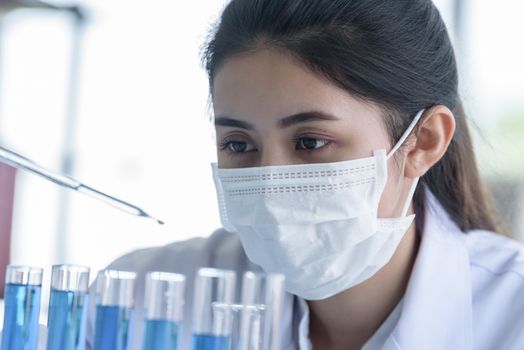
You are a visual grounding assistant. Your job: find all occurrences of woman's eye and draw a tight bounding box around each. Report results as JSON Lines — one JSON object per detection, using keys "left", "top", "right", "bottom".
{"left": 220, "top": 140, "right": 256, "bottom": 153}
{"left": 295, "top": 137, "right": 331, "bottom": 150}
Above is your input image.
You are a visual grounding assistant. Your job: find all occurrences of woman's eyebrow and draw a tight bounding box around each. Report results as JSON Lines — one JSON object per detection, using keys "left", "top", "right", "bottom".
{"left": 214, "top": 111, "right": 340, "bottom": 130}
{"left": 278, "top": 111, "right": 340, "bottom": 128}
{"left": 214, "top": 117, "right": 254, "bottom": 130}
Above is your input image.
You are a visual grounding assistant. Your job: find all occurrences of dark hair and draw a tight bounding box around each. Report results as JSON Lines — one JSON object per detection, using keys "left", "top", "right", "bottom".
{"left": 202, "top": 0, "right": 499, "bottom": 233}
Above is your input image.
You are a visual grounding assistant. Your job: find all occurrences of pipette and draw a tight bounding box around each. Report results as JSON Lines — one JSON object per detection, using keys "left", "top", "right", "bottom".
{"left": 0, "top": 145, "right": 164, "bottom": 225}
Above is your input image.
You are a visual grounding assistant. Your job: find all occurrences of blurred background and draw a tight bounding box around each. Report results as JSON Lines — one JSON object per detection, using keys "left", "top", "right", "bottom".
{"left": 0, "top": 0, "right": 523, "bottom": 324}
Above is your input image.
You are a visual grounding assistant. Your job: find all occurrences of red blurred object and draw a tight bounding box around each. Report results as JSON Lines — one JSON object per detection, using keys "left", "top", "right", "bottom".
{"left": 0, "top": 163, "right": 16, "bottom": 298}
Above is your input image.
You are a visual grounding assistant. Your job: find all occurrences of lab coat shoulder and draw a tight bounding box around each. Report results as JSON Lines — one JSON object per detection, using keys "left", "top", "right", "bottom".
{"left": 466, "top": 229, "right": 524, "bottom": 349}
{"left": 104, "top": 228, "right": 256, "bottom": 276}
{"left": 466, "top": 229, "right": 524, "bottom": 275}
{"left": 106, "top": 235, "right": 206, "bottom": 275}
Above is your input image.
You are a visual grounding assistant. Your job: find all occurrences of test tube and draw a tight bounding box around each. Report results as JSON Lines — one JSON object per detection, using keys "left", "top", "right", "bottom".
{"left": 142, "top": 272, "right": 186, "bottom": 350}
{"left": 1, "top": 265, "right": 43, "bottom": 350}
{"left": 93, "top": 270, "right": 136, "bottom": 350}
{"left": 46, "top": 265, "right": 90, "bottom": 350}
{"left": 235, "top": 272, "right": 285, "bottom": 350}
{"left": 191, "top": 268, "right": 236, "bottom": 350}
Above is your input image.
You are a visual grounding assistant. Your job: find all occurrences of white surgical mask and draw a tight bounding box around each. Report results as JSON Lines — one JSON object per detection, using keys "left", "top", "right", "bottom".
{"left": 212, "top": 110, "right": 424, "bottom": 300}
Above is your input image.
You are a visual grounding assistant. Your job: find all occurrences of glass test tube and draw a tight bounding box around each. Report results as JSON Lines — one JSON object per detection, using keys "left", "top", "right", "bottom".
{"left": 234, "top": 272, "right": 285, "bottom": 350}
{"left": 1, "top": 265, "right": 43, "bottom": 350}
{"left": 93, "top": 270, "right": 136, "bottom": 350}
{"left": 142, "top": 272, "right": 186, "bottom": 350}
{"left": 191, "top": 268, "right": 236, "bottom": 350}
{"left": 46, "top": 265, "right": 90, "bottom": 350}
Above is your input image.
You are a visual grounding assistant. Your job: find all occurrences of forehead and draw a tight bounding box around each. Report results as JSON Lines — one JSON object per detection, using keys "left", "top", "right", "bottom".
{"left": 212, "top": 49, "right": 380, "bottom": 125}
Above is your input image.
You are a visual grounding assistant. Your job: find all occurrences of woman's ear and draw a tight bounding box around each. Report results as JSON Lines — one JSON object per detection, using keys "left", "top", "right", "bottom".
{"left": 405, "top": 105, "right": 456, "bottom": 178}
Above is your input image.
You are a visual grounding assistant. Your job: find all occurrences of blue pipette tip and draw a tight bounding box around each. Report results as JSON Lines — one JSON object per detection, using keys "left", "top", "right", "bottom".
{"left": 157, "top": 219, "right": 165, "bottom": 225}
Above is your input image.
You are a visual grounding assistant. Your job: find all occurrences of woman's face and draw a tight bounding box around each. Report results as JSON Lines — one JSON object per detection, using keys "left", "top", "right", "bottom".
{"left": 212, "top": 49, "right": 411, "bottom": 218}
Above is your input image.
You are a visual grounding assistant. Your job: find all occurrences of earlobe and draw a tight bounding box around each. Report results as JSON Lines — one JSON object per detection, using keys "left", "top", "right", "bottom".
{"left": 405, "top": 105, "right": 456, "bottom": 178}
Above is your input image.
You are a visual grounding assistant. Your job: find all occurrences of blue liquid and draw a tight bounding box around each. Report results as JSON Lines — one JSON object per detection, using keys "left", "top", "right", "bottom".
{"left": 46, "top": 290, "right": 88, "bottom": 350}
{"left": 93, "top": 305, "right": 133, "bottom": 350}
{"left": 142, "top": 319, "right": 180, "bottom": 350}
{"left": 192, "top": 334, "right": 231, "bottom": 350}
{"left": 1, "top": 283, "right": 42, "bottom": 350}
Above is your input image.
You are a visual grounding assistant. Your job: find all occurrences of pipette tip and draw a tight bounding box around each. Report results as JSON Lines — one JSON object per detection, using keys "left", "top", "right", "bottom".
{"left": 141, "top": 212, "right": 164, "bottom": 225}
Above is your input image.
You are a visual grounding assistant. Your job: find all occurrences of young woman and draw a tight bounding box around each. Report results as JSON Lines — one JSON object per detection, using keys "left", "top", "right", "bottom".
{"left": 90, "top": 1, "right": 524, "bottom": 349}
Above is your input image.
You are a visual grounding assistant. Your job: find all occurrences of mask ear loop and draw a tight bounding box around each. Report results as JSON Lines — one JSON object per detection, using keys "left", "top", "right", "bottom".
{"left": 386, "top": 109, "right": 425, "bottom": 160}
{"left": 400, "top": 177, "right": 420, "bottom": 216}
{"left": 386, "top": 109, "right": 425, "bottom": 216}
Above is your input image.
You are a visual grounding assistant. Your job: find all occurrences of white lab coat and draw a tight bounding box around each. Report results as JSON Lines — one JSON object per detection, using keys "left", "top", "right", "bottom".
{"left": 86, "top": 191, "right": 524, "bottom": 349}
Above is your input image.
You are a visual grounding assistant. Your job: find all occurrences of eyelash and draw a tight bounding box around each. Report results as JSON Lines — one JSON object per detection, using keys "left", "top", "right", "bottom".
{"left": 292, "top": 136, "right": 332, "bottom": 151}
{"left": 218, "top": 135, "right": 332, "bottom": 154}
{"left": 218, "top": 140, "right": 254, "bottom": 154}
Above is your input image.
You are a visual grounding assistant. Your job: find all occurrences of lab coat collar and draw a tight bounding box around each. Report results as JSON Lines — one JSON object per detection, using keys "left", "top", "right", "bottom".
{"left": 382, "top": 189, "right": 473, "bottom": 349}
